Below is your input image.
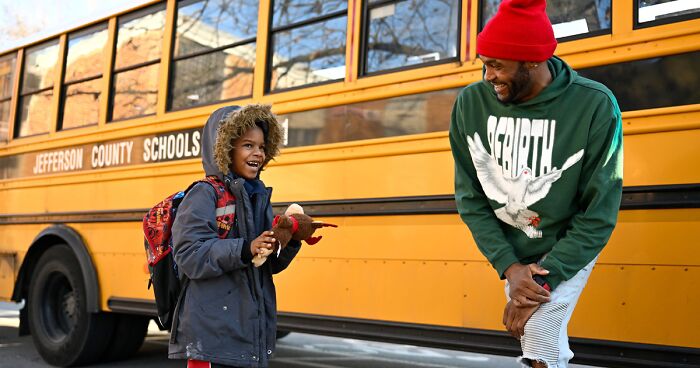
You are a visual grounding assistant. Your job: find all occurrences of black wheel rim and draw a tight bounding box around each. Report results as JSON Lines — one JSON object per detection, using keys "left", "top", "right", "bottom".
{"left": 39, "top": 271, "right": 79, "bottom": 343}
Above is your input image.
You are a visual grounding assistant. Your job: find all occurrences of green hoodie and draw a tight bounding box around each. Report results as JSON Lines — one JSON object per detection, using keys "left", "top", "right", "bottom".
{"left": 449, "top": 56, "right": 623, "bottom": 290}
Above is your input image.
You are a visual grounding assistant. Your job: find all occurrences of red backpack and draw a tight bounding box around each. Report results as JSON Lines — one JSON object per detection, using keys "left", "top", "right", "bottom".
{"left": 143, "top": 176, "right": 235, "bottom": 329}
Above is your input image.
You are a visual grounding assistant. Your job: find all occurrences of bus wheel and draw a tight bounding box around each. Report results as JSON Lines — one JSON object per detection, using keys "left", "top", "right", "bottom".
{"left": 28, "top": 244, "right": 114, "bottom": 366}
{"left": 101, "top": 313, "right": 149, "bottom": 361}
{"left": 276, "top": 329, "right": 291, "bottom": 339}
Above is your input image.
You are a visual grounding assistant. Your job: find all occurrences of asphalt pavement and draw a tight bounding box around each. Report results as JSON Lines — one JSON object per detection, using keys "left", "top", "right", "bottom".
{"left": 0, "top": 302, "right": 599, "bottom": 367}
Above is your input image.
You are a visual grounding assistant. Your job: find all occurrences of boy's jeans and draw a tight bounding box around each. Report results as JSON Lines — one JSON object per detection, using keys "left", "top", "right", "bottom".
{"left": 505, "top": 257, "right": 597, "bottom": 368}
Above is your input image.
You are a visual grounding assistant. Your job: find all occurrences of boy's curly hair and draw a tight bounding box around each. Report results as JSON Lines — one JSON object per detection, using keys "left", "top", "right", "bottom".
{"left": 214, "top": 104, "right": 283, "bottom": 174}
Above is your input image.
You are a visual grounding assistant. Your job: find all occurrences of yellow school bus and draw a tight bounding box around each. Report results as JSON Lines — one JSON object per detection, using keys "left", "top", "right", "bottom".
{"left": 0, "top": 0, "right": 698, "bottom": 366}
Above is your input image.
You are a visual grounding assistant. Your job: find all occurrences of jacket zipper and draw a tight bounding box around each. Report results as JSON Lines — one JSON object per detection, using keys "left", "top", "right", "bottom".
{"left": 232, "top": 179, "right": 262, "bottom": 364}
{"left": 253, "top": 188, "right": 271, "bottom": 365}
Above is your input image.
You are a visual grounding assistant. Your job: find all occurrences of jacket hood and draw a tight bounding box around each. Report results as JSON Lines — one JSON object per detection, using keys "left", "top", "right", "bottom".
{"left": 482, "top": 55, "right": 576, "bottom": 107}
{"left": 202, "top": 104, "right": 283, "bottom": 180}
{"left": 201, "top": 106, "right": 241, "bottom": 179}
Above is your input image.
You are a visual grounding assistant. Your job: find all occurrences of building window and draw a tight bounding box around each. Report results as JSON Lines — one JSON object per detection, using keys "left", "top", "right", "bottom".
{"left": 0, "top": 53, "right": 16, "bottom": 143}
{"left": 481, "top": 0, "right": 612, "bottom": 40}
{"left": 110, "top": 4, "right": 166, "bottom": 121}
{"left": 16, "top": 40, "right": 60, "bottom": 138}
{"left": 636, "top": 0, "right": 700, "bottom": 26}
{"left": 363, "top": 0, "right": 460, "bottom": 75}
{"left": 268, "top": 0, "right": 347, "bottom": 91}
{"left": 169, "top": 0, "right": 258, "bottom": 110}
{"left": 61, "top": 25, "right": 108, "bottom": 130}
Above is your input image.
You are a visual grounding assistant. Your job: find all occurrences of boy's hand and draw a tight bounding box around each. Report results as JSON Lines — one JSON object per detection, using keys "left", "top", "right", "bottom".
{"left": 251, "top": 230, "right": 275, "bottom": 256}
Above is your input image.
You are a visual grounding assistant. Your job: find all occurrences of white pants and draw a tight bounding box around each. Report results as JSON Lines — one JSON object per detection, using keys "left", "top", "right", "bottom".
{"left": 505, "top": 258, "right": 597, "bottom": 368}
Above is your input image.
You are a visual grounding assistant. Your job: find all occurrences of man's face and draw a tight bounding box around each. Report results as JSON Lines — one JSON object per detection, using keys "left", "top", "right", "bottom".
{"left": 480, "top": 56, "right": 534, "bottom": 103}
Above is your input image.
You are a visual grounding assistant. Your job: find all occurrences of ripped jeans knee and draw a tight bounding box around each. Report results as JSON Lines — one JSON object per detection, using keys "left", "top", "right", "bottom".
{"left": 508, "top": 258, "right": 598, "bottom": 368}
{"left": 517, "top": 302, "right": 569, "bottom": 368}
{"left": 519, "top": 356, "right": 551, "bottom": 367}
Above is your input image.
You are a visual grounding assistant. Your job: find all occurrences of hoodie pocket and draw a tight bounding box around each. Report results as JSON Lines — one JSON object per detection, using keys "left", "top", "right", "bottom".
{"left": 219, "top": 273, "right": 258, "bottom": 347}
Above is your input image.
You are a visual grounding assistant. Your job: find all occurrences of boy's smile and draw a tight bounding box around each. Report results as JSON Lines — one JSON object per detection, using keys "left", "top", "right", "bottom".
{"left": 230, "top": 126, "right": 266, "bottom": 180}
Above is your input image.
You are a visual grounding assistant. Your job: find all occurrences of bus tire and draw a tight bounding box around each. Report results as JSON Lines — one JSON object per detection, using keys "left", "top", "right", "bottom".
{"left": 101, "top": 313, "right": 149, "bottom": 362}
{"left": 28, "top": 244, "right": 115, "bottom": 366}
{"left": 276, "top": 329, "right": 291, "bottom": 339}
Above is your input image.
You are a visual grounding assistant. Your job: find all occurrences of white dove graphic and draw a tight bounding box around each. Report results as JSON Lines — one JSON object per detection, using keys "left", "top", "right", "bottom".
{"left": 467, "top": 132, "right": 583, "bottom": 238}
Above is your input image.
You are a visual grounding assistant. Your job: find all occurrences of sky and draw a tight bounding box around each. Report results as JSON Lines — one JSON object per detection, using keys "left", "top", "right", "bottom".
{"left": 0, "top": 0, "right": 151, "bottom": 52}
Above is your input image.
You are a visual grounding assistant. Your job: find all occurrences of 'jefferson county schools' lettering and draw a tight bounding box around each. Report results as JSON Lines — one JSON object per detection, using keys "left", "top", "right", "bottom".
{"left": 23, "top": 129, "right": 203, "bottom": 178}
{"left": 143, "top": 131, "right": 201, "bottom": 162}
{"left": 32, "top": 148, "right": 84, "bottom": 174}
{"left": 92, "top": 141, "right": 133, "bottom": 168}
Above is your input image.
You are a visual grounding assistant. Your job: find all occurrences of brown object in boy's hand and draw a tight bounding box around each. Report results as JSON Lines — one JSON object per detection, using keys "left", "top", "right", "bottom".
{"left": 272, "top": 213, "right": 336, "bottom": 250}
{"left": 252, "top": 203, "right": 337, "bottom": 267}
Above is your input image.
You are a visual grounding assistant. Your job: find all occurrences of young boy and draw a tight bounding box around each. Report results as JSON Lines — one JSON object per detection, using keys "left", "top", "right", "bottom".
{"left": 168, "top": 104, "right": 301, "bottom": 367}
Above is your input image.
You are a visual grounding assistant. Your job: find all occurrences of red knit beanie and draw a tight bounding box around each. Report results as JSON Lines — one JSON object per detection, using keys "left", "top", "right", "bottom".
{"left": 477, "top": 0, "right": 557, "bottom": 62}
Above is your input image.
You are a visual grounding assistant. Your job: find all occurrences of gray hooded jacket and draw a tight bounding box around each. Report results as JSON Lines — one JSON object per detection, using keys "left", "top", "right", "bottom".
{"left": 168, "top": 105, "right": 301, "bottom": 367}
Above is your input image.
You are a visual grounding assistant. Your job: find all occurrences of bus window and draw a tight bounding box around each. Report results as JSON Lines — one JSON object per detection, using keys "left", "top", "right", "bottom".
{"left": 61, "top": 25, "right": 108, "bottom": 130}
{"left": 110, "top": 4, "right": 166, "bottom": 121}
{"left": 279, "top": 88, "right": 460, "bottom": 147}
{"left": 363, "top": 0, "right": 460, "bottom": 75}
{"left": 268, "top": 0, "right": 347, "bottom": 91}
{"left": 636, "top": 0, "right": 700, "bottom": 26}
{"left": 578, "top": 50, "right": 700, "bottom": 111}
{"left": 0, "top": 53, "right": 15, "bottom": 143}
{"left": 272, "top": 0, "right": 346, "bottom": 27}
{"left": 16, "top": 40, "right": 59, "bottom": 138}
{"left": 481, "top": 0, "right": 611, "bottom": 40}
{"left": 169, "top": 0, "right": 258, "bottom": 110}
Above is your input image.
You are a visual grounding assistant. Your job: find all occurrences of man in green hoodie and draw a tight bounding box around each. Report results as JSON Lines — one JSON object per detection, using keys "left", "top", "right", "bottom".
{"left": 449, "top": 0, "right": 623, "bottom": 367}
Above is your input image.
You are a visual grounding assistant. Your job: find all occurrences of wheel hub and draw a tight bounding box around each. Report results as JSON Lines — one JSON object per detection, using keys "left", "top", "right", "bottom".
{"left": 62, "top": 291, "right": 78, "bottom": 324}
{"left": 41, "top": 272, "right": 78, "bottom": 342}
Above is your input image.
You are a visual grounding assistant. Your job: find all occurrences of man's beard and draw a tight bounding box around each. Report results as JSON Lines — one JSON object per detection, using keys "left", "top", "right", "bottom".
{"left": 499, "top": 63, "right": 532, "bottom": 103}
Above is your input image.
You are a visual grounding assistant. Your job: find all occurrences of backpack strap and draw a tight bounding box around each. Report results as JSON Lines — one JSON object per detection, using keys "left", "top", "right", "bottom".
{"left": 194, "top": 175, "right": 236, "bottom": 239}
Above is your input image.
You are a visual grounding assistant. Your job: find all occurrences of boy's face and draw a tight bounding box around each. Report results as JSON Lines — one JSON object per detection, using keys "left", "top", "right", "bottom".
{"left": 229, "top": 126, "right": 265, "bottom": 180}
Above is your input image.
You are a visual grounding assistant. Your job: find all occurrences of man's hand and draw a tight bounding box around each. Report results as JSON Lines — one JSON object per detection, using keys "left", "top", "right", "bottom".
{"left": 503, "top": 300, "right": 540, "bottom": 340}
{"left": 504, "top": 263, "right": 551, "bottom": 307}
